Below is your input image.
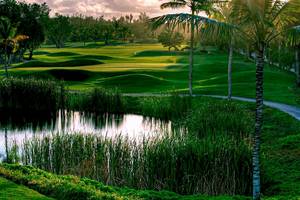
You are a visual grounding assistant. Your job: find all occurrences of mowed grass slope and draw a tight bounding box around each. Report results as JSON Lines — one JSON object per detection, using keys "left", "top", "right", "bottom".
{"left": 4, "top": 42, "right": 299, "bottom": 105}
{"left": 0, "top": 177, "right": 53, "bottom": 200}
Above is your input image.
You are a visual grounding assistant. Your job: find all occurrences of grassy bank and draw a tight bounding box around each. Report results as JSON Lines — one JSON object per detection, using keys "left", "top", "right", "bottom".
{"left": 0, "top": 176, "right": 53, "bottom": 200}
{"left": 0, "top": 164, "right": 251, "bottom": 200}
{"left": 1, "top": 43, "right": 298, "bottom": 106}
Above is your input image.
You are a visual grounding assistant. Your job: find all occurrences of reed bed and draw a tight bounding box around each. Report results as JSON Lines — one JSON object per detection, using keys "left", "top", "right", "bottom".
{"left": 18, "top": 132, "right": 252, "bottom": 196}
{"left": 0, "top": 77, "right": 62, "bottom": 112}
{"left": 66, "top": 88, "right": 123, "bottom": 114}
{"left": 137, "top": 94, "right": 192, "bottom": 120}
{"left": 0, "top": 80, "right": 254, "bottom": 195}
{"left": 184, "top": 101, "right": 254, "bottom": 139}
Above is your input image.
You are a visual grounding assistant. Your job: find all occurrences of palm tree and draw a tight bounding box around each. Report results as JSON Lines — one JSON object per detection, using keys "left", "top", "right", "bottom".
{"left": 286, "top": 25, "right": 300, "bottom": 85}
{"left": 0, "top": 17, "right": 15, "bottom": 77}
{"left": 4, "top": 128, "right": 9, "bottom": 163}
{"left": 0, "top": 17, "right": 28, "bottom": 77}
{"left": 153, "top": 0, "right": 219, "bottom": 95}
{"left": 207, "top": 1, "right": 237, "bottom": 99}
{"left": 230, "top": 0, "right": 300, "bottom": 199}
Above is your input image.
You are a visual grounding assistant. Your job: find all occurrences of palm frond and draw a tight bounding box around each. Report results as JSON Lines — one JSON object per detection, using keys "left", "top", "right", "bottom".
{"left": 202, "top": 17, "right": 241, "bottom": 45}
{"left": 150, "top": 13, "right": 218, "bottom": 31}
{"left": 0, "top": 17, "right": 12, "bottom": 39}
{"left": 285, "top": 25, "right": 300, "bottom": 47}
{"left": 160, "top": 0, "right": 187, "bottom": 9}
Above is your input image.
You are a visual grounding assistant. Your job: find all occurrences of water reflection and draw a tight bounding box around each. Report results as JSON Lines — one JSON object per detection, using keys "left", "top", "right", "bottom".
{"left": 0, "top": 110, "right": 172, "bottom": 161}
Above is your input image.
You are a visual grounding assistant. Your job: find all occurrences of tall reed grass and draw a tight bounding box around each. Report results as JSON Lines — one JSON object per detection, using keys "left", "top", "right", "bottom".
{"left": 0, "top": 77, "right": 62, "bottom": 112}
{"left": 125, "top": 94, "right": 192, "bottom": 120}
{"left": 18, "top": 132, "right": 252, "bottom": 195}
{"left": 184, "top": 101, "right": 254, "bottom": 139}
{"left": 1, "top": 80, "right": 254, "bottom": 196}
{"left": 66, "top": 88, "right": 123, "bottom": 114}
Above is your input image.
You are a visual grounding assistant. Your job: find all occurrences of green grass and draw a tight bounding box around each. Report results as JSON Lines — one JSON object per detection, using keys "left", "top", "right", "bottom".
{"left": 2, "top": 42, "right": 298, "bottom": 105}
{"left": 17, "top": 59, "right": 104, "bottom": 68}
{"left": 0, "top": 164, "right": 251, "bottom": 200}
{"left": 260, "top": 107, "right": 300, "bottom": 196}
{"left": 0, "top": 177, "right": 53, "bottom": 200}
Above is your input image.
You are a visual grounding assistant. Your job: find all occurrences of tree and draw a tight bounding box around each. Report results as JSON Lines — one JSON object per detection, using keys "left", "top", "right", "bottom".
{"left": 89, "top": 17, "right": 105, "bottom": 43}
{"left": 0, "top": 0, "right": 21, "bottom": 25}
{"left": 230, "top": 0, "right": 300, "bottom": 199}
{"left": 103, "top": 21, "right": 113, "bottom": 45}
{"left": 0, "top": 0, "right": 49, "bottom": 60}
{"left": 46, "top": 14, "right": 71, "bottom": 48}
{"left": 131, "top": 13, "right": 153, "bottom": 42}
{"left": 18, "top": 2, "right": 49, "bottom": 60}
{"left": 286, "top": 25, "right": 300, "bottom": 85}
{"left": 0, "top": 17, "right": 28, "bottom": 76}
{"left": 153, "top": 0, "right": 220, "bottom": 96}
{"left": 158, "top": 27, "right": 184, "bottom": 51}
{"left": 27, "top": 22, "right": 45, "bottom": 60}
{"left": 0, "top": 17, "right": 16, "bottom": 76}
{"left": 208, "top": 1, "right": 238, "bottom": 100}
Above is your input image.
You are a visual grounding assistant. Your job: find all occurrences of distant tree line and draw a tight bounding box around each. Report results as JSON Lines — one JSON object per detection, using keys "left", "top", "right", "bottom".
{"left": 49, "top": 12, "right": 156, "bottom": 48}
{"left": 0, "top": 0, "right": 159, "bottom": 64}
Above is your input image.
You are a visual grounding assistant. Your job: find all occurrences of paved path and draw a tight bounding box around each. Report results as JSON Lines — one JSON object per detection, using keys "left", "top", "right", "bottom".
{"left": 123, "top": 93, "right": 300, "bottom": 121}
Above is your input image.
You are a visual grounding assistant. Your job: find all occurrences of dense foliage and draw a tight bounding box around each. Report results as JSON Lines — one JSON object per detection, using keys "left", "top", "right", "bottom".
{"left": 0, "top": 0, "right": 49, "bottom": 62}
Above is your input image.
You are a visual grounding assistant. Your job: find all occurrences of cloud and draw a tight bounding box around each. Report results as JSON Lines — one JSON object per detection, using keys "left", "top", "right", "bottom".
{"left": 24, "top": 0, "right": 188, "bottom": 18}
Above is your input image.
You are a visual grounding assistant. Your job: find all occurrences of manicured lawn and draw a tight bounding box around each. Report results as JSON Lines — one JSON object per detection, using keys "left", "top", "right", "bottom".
{"left": 2, "top": 42, "right": 299, "bottom": 106}
{"left": 0, "top": 177, "right": 53, "bottom": 200}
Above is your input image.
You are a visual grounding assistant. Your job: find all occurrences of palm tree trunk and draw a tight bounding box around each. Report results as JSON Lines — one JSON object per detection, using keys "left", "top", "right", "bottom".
{"left": 4, "top": 54, "right": 9, "bottom": 78}
{"left": 295, "top": 47, "right": 300, "bottom": 86}
{"left": 189, "top": 9, "right": 195, "bottom": 96}
{"left": 253, "top": 43, "right": 265, "bottom": 200}
{"left": 247, "top": 45, "right": 251, "bottom": 60}
{"left": 278, "top": 44, "right": 282, "bottom": 69}
{"left": 4, "top": 43, "right": 9, "bottom": 77}
{"left": 268, "top": 48, "right": 271, "bottom": 67}
{"left": 228, "top": 38, "right": 233, "bottom": 100}
{"left": 29, "top": 49, "right": 34, "bottom": 60}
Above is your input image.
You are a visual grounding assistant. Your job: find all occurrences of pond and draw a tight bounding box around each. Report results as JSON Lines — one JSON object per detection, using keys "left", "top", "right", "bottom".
{"left": 0, "top": 110, "right": 173, "bottom": 161}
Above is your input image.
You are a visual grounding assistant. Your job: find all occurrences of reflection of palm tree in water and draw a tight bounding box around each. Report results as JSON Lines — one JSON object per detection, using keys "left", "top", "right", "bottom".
{"left": 4, "top": 127, "right": 9, "bottom": 163}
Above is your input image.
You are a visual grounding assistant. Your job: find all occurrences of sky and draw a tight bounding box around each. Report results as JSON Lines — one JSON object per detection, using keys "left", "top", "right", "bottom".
{"left": 24, "top": 0, "right": 188, "bottom": 18}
